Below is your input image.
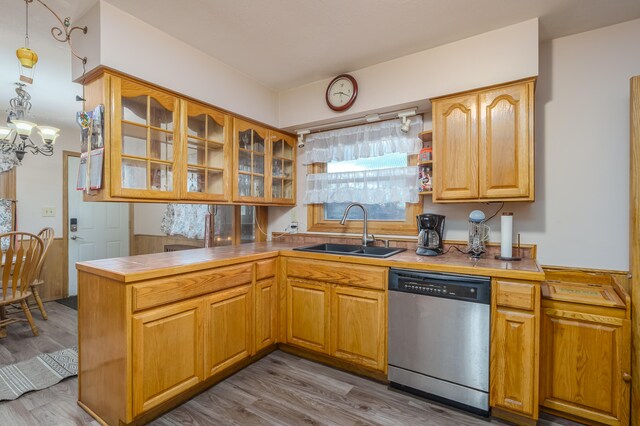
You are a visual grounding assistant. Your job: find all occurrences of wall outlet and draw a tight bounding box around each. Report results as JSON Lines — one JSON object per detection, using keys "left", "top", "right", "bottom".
{"left": 289, "top": 221, "right": 298, "bottom": 234}
{"left": 41, "top": 206, "right": 56, "bottom": 217}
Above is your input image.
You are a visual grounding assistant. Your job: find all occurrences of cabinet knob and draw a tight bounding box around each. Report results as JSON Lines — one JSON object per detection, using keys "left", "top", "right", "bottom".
{"left": 623, "top": 373, "right": 632, "bottom": 382}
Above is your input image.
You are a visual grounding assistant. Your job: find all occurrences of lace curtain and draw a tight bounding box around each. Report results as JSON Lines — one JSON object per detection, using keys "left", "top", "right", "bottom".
{"left": 302, "top": 116, "right": 423, "bottom": 165}
{"left": 304, "top": 166, "right": 419, "bottom": 204}
{"left": 161, "top": 204, "right": 209, "bottom": 239}
{"left": 0, "top": 199, "right": 13, "bottom": 251}
{"left": 0, "top": 153, "right": 19, "bottom": 173}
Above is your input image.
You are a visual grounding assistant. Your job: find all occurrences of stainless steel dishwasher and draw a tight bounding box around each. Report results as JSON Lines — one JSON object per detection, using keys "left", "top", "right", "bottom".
{"left": 388, "top": 268, "right": 491, "bottom": 416}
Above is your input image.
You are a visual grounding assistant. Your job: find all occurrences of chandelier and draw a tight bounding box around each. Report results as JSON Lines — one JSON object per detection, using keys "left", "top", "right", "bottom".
{"left": 0, "top": 84, "right": 58, "bottom": 162}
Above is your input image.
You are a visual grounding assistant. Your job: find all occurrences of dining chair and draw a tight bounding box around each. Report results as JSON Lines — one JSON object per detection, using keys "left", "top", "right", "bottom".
{"left": 30, "top": 227, "right": 54, "bottom": 320}
{"left": 0, "top": 232, "right": 44, "bottom": 337}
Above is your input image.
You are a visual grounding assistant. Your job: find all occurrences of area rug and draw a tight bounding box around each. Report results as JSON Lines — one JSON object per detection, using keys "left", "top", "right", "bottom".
{"left": 0, "top": 346, "right": 78, "bottom": 401}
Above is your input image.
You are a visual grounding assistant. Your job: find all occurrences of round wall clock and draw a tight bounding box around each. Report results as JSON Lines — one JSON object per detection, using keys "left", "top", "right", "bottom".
{"left": 326, "top": 74, "right": 358, "bottom": 112}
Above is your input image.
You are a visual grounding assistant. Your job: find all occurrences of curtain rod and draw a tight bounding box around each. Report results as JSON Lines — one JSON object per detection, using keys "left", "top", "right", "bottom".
{"left": 299, "top": 107, "right": 421, "bottom": 134}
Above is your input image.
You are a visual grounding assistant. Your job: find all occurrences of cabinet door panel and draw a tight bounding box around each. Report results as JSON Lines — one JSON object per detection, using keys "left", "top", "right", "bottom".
{"left": 286, "top": 279, "right": 330, "bottom": 354}
{"left": 255, "top": 278, "right": 277, "bottom": 351}
{"left": 490, "top": 307, "right": 537, "bottom": 416}
{"left": 479, "top": 82, "right": 533, "bottom": 199}
{"left": 204, "top": 285, "right": 252, "bottom": 377}
{"left": 433, "top": 93, "right": 478, "bottom": 200}
{"left": 132, "top": 299, "right": 203, "bottom": 416}
{"left": 330, "top": 286, "right": 386, "bottom": 371}
{"left": 268, "top": 130, "right": 296, "bottom": 205}
{"left": 540, "top": 309, "right": 630, "bottom": 425}
{"left": 233, "top": 118, "right": 269, "bottom": 203}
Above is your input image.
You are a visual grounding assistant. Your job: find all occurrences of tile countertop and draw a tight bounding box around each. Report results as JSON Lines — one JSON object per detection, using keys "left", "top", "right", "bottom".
{"left": 76, "top": 241, "right": 545, "bottom": 283}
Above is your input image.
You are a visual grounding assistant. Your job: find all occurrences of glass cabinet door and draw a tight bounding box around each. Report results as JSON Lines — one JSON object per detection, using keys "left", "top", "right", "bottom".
{"left": 269, "top": 131, "right": 296, "bottom": 204}
{"left": 183, "top": 101, "right": 229, "bottom": 201}
{"left": 114, "top": 78, "right": 179, "bottom": 199}
{"left": 233, "top": 118, "right": 268, "bottom": 202}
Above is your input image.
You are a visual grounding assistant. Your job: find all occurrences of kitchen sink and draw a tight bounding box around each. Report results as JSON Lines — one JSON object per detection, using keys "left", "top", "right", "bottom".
{"left": 293, "top": 243, "right": 406, "bottom": 258}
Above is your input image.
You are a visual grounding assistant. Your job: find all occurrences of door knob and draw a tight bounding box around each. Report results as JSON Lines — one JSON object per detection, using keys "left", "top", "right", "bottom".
{"left": 623, "top": 373, "right": 632, "bottom": 382}
{"left": 70, "top": 235, "right": 84, "bottom": 240}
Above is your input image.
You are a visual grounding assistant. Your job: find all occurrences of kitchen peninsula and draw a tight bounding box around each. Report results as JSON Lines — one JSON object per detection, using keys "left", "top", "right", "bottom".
{"left": 77, "top": 241, "right": 546, "bottom": 426}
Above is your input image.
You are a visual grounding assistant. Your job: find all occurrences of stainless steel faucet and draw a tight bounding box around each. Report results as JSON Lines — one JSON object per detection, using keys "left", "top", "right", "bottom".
{"left": 339, "top": 203, "right": 375, "bottom": 246}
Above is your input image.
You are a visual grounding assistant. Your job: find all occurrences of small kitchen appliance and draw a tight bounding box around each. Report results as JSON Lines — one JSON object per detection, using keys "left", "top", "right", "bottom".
{"left": 416, "top": 213, "right": 445, "bottom": 256}
{"left": 467, "top": 210, "right": 490, "bottom": 259}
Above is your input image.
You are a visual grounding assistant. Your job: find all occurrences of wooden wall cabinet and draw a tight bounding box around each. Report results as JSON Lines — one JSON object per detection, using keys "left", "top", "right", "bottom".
{"left": 490, "top": 279, "right": 540, "bottom": 421}
{"left": 432, "top": 79, "right": 535, "bottom": 203}
{"left": 82, "top": 70, "right": 295, "bottom": 205}
{"left": 540, "top": 277, "right": 631, "bottom": 425}
{"left": 284, "top": 258, "right": 387, "bottom": 372}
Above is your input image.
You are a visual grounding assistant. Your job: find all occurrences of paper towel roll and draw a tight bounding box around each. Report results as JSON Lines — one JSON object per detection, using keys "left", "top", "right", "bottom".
{"left": 501, "top": 213, "right": 513, "bottom": 258}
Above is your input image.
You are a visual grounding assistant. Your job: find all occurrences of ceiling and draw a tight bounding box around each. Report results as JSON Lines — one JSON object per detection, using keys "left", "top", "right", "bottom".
{"left": 102, "top": 0, "right": 640, "bottom": 90}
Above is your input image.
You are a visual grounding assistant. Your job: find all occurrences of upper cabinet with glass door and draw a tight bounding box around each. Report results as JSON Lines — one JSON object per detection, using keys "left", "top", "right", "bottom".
{"left": 182, "top": 101, "right": 231, "bottom": 201}
{"left": 233, "top": 118, "right": 268, "bottom": 203}
{"left": 268, "top": 130, "right": 296, "bottom": 205}
{"left": 111, "top": 77, "right": 180, "bottom": 199}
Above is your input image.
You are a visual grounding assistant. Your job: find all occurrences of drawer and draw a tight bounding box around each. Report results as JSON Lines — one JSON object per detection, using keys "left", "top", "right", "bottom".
{"left": 132, "top": 263, "right": 253, "bottom": 311}
{"left": 495, "top": 280, "right": 536, "bottom": 310}
{"left": 286, "top": 258, "right": 386, "bottom": 290}
{"left": 256, "top": 258, "right": 277, "bottom": 281}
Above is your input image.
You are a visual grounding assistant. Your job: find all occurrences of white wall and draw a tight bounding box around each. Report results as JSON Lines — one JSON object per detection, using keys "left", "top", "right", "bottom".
{"left": 74, "top": 1, "right": 279, "bottom": 127}
{"left": 270, "top": 18, "right": 640, "bottom": 271}
{"left": 134, "top": 203, "right": 167, "bottom": 236}
{"left": 278, "top": 19, "right": 539, "bottom": 130}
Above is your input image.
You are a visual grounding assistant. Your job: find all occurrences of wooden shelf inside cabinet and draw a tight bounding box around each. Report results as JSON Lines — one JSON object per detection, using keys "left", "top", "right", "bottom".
{"left": 418, "top": 160, "right": 433, "bottom": 166}
{"left": 419, "top": 131, "right": 433, "bottom": 143}
{"left": 419, "top": 191, "right": 432, "bottom": 196}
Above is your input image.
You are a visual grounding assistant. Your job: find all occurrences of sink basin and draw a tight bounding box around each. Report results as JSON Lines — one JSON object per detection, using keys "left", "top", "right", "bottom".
{"left": 293, "top": 243, "right": 406, "bottom": 258}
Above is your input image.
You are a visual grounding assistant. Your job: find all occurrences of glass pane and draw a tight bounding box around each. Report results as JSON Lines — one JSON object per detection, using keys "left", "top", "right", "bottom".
{"left": 252, "top": 176, "right": 264, "bottom": 198}
{"left": 150, "top": 162, "right": 173, "bottom": 191}
{"left": 122, "top": 95, "right": 147, "bottom": 125}
{"left": 253, "top": 131, "right": 264, "bottom": 153}
{"left": 187, "top": 113, "right": 206, "bottom": 138}
{"left": 207, "top": 143, "right": 224, "bottom": 169}
{"left": 150, "top": 130, "right": 173, "bottom": 161}
{"left": 272, "top": 159, "right": 283, "bottom": 178}
{"left": 122, "top": 123, "right": 147, "bottom": 157}
{"left": 149, "top": 97, "right": 173, "bottom": 131}
{"left": 238, "top": 129, "right": 252, "bottom": 150}
{"left": 272, "top": 139, "right": 283, "bottom": 158}
{"left": 327, "top": 152, "right": 408, "bottom": 173}
{"left": 207, "top": 170, "right": 223, "bottom": 194}
{"left": 272, "top": 179, "right": 282, "bottom": 199}
{"left": 283, "top": 179, "right": 293, "bottom": 199}
{"left": 240, "top": 205, "right": 255, "bottom": 244}
{"left": 187, "top": 138, "right": 205, "bottom": 165}
{"left": 238, "top": 174, "right": 251, "bottom": 197}
{"left": 282, "top": 143, "right": 294, "bottom": 160}
{"left": 213, "top": 205, "right": 234, "bottom": 246}
{"left": 238, "top": 151, "right": 251, "bottom": 172}
{"left": 253, "top": 154, "right": 264, "bottom": 175}
{"left": 122, "top": 158, "right": 147, "bottom": 189}
{"left": 324, "top": 202, "right": 405, "bottom": 221}
{"left": 207, "top": 115, "right": 224, "bottom": 143}
{"left": 283, "top": 159, "right": 293, "bottom": 179}
{"left": 186, "top": 168, "right": 205, "bottom": 192}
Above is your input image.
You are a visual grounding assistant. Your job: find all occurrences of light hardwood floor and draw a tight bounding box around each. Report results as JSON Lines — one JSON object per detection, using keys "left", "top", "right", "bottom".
{"left": 0, "top": 302, "right": 582, "bottom": 426}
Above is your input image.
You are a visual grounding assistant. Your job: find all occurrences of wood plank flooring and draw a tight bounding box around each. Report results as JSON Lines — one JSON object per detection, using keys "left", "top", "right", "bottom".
{"left": 0, "top": 302, "right": 582, "bottom": 426}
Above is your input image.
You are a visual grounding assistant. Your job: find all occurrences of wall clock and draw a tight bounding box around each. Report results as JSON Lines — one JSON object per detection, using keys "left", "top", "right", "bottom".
{"left": 326, "top": 74, "right": 358, "bottom": 112}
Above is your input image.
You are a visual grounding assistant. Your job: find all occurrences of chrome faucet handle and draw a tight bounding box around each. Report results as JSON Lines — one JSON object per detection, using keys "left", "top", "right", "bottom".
{"left": 365, "top": 234, "right": 376, "bottom": 246}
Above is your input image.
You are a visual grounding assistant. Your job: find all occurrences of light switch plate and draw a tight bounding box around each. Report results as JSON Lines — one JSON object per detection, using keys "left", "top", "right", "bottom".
{"left": 41, "top": 207, "right": 56, "bottom": 217}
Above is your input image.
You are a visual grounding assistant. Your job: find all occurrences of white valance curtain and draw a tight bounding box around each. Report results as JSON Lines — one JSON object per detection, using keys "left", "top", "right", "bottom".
{"left": 304, "top": 166, "right": 419, "bottom": 204}
{"left": 302, "top": 116, "right": 423, "bottom": 165}
{"left": 303, "top": 116, "right": 422, "bottom": 205}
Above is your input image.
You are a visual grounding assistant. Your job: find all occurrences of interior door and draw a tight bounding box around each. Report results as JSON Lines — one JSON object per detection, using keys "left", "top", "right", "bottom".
{"left": 67, "top": 156, "right": 130, "bottom": 295}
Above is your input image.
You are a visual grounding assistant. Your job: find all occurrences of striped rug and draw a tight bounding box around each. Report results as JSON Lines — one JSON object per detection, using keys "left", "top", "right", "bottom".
{"left": 0, "top": 347, "right": 77, "bottom": 401}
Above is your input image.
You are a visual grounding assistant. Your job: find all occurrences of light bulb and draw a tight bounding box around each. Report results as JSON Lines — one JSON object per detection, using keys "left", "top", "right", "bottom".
{"left": 37, "top": 126, "right": 60, "bottom": 145}
{"left": 11, "top": 120, "right": 37, "bottom": 138}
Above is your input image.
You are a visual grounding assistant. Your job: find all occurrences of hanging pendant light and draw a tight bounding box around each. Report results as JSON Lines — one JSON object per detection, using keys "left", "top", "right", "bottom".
{"left": 16, "top": 0, "right": 38, "bottom": 84}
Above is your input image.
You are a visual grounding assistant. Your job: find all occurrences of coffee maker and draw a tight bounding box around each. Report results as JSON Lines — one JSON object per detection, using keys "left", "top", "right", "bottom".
{"left": 416, "top": 213, "right": 445, "bottom": 256}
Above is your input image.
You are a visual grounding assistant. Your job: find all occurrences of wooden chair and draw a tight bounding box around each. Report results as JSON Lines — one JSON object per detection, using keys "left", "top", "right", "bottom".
{"left": 0, "top": 232, "right": 44, "bottom": 337}
{"left": 30, "top": 227, "right": 54, "bottom": 320}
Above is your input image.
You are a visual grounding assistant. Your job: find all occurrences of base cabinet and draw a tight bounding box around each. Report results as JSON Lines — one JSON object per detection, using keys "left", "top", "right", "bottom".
{"left": 286, "top": 279, "right": 331, "bottom": 354}
{"left": 204, "top": 284, "right": 253, "bottom": 377}
{"left": 489, "top": 280, "right": 540, "bottom": 421}
{"left": 132, "top": 299, "right": 204, "bottom": 416}
{"left": 255, "top": 277, "right": 277, "bottom": 351}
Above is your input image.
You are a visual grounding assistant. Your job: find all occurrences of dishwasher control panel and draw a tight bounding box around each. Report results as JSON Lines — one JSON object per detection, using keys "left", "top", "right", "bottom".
{"left": 398, "top": 279, "right": 479, "bottom": 299}
{"left": 389, "top": 269, "right": 491, "bottom": 304}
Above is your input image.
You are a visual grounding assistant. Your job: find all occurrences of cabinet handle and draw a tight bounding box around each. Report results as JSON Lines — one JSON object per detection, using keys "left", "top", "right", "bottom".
{"left": 623, "top": 373, "right": 632, "bottom": 382}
